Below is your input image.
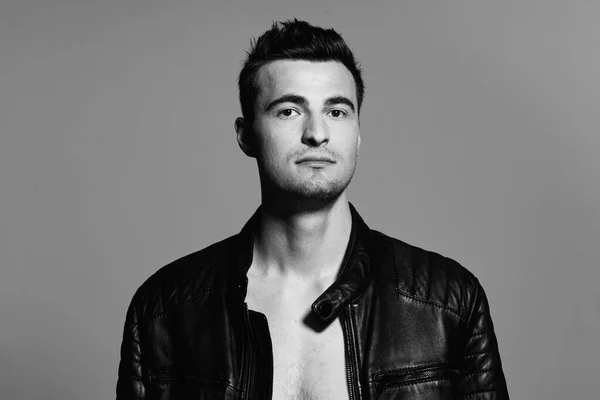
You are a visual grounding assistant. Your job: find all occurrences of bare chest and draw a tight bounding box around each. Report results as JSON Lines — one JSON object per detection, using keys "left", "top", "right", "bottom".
{"left": 269, "top": 314, "right": 348, "bottom": 399}
{"left": 246, "top": 279, "right": 349, "bottom": 399}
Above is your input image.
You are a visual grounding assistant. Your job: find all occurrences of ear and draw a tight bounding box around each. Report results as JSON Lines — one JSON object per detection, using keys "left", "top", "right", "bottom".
{"left": 235, "top": 117, "right": 256, "bottom": 158}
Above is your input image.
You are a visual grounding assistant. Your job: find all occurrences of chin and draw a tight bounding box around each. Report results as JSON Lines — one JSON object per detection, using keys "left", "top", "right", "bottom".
{"left": 297, "top": 187, "right": 342, "bottom": 201}
{"left": 260, "top": 164, "right": 356, "bottom": 203}
{"left": 288, "top": 178, "right": 350, "bottom": 201}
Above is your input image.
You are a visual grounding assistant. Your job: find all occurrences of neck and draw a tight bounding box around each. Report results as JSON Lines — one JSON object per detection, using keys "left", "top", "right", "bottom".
{"left": 251, "top": 194, "right": 352, "bottom": 283}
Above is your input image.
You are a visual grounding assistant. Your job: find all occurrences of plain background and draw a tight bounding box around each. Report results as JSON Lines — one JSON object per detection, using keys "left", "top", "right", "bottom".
{"left": 1, "top": 0, "right": 599, "bottom": 399}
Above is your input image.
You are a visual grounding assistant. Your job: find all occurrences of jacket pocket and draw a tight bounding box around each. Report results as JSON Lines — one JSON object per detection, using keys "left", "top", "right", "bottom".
{"left": 148, "top": 369, "right": 230, "bottom": 399}
{"left": 373, "top": 365, "right": 459, "bottom": 394}
{"left": 149, "top": 369, "right": 175, "bottom": 385}
{"left": 146, "top": 368, "right": 176, "bottom": 399}
{"left": 182, "top": 373, "right": 229, "bottom": 391}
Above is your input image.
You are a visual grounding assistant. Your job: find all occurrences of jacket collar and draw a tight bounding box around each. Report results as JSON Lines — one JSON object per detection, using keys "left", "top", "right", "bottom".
{"left": 233, "top": 202, "right": 376, "bottom": 326}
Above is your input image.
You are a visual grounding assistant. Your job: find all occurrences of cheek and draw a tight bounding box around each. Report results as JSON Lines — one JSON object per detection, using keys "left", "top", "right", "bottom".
{"left": 262, "top": 131, "right": 295, "bottom": 156}
{"left": 337, "top": 128, "right": 360, "bottom": 156}
{"left": 256, "top": 136, "right": 291, "bottom": 169}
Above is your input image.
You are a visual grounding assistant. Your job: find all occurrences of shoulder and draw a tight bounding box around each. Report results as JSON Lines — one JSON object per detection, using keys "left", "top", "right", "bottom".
{"left": 128, "top": 234, "right": 238, "bottom": 321}
{"left": 372, "top": 230, "right": 481, "bottom": 322}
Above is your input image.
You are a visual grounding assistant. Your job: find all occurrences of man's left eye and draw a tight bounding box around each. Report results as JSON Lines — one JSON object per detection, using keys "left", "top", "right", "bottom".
{"left": 328, "top": 109, "right": 347, "bottom": 118}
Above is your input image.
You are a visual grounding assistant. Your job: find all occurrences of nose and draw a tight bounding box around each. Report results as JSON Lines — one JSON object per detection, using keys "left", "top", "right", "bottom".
{"left": 301, "top": 114, "right": 329, "bottom": 147}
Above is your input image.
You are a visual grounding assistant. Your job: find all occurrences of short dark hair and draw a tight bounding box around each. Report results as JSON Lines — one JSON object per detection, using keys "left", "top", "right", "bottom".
{"left": 238, "top": 19, "right": 365, "bottom": 123}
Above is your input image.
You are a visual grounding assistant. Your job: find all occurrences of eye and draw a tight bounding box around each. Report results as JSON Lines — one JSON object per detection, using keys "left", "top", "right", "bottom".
{"left": 327, "top": 109, "right": 348, "bottom": 119}
{"left": 277, "top": 109, "right": 300, "bottom": 119}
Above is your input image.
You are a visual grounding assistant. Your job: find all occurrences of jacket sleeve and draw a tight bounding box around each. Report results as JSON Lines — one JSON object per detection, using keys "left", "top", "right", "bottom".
{"left": 116, "top": 300, "right": 146, "bottom": 400}
{"left": 457, "top": 281, "right": 509, "bottom": 399}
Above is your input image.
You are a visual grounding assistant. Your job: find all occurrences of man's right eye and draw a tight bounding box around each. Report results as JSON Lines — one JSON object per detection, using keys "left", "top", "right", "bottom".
{"left": 277, "top": 109, "right": 299, "bottom": 118}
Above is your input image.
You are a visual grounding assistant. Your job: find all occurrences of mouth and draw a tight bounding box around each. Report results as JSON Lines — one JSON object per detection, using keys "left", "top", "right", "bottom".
{"left": 296, "top": 158, "right": 336, "bottom": 168}
{"left": 295, "top": 156, "right": 336, "bottom": 164}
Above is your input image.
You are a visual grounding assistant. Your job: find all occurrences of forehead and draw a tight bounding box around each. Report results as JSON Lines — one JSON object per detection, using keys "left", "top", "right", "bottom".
{"left": 255, "top": 60, "right": 357, "bottom": 105}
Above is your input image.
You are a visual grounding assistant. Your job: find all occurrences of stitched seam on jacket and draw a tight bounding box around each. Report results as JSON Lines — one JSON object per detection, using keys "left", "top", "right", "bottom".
{"left": 374, "top": 362, "right": 450, "bottom": 376}
{"left": 145, "top": 293, "right": 209, "bottom": 322}
{"left": 465, "top": 282, "right": 481, "bottom": 330}
{"left": 381, "top": 376, "right": 451, "bottom": 389}
{"left": 144, "top": 266, "right": 214, "bottom": 322}
{"left": 425, "top": 257, "right": 432, "bottom": 303}
{"left": 396, "top": 291, "right": 464, "bottom": 320}
{"left": 463, "top": 386, "right": 499, "bottom": 396}
{"left": 461, "top": 368, "right": 494, "bottom": 378}
{"left": 389, "top": 238, "right": 467, "bottom": 322}
{"left": 463, "top": 349, "right": 496, "bottom": 359}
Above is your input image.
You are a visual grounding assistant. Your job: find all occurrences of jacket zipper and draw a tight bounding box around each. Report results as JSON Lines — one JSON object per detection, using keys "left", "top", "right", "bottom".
{"left": 340, "top": 305, "right": 360, "bottom": 400}
{"left": 373, "top": 366, "right": 459, "bottom": 392}
{"left": 241, "top": 303, "right": 256, "bottom": 399}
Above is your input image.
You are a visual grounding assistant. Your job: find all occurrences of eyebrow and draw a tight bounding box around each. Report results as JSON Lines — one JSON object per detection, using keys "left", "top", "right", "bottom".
{"left": 324, "top": 96, "right": 356, "bottom": 112}
{"left": 264, "top": 94, "right": 307, "bottom": 113}
{"left": 264, "top": 94, "right": 356, "bottom": 113}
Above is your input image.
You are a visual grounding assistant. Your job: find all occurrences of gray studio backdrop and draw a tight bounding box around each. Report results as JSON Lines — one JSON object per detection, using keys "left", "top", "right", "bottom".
{"left": 1, "top": 1, "right": 598, "bottom": 399}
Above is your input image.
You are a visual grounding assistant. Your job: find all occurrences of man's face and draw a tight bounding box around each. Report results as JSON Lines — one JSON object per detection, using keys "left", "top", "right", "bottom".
{"left": 243, "top": 60, "right": 361, "bottom": 202}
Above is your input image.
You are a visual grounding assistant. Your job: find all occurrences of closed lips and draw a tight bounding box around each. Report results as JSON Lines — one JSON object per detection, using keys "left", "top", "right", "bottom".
{"left": 296, "top": 157, "right": 335, "bottom": 163}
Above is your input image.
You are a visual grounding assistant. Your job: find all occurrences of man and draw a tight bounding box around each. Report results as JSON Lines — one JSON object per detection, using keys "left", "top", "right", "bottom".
{"left": 117, "top": 19, "right": 509, "bottom": 399}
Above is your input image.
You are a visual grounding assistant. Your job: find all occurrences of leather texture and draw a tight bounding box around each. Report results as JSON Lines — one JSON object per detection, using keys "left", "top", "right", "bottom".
{"left": 117, "top": 204, "right": 509, "bottom": 399}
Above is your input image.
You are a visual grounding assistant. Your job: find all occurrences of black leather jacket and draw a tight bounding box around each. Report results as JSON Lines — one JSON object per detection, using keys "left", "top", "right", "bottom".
{"left": 117, "top": 205, "right": 509, "bottom": 399}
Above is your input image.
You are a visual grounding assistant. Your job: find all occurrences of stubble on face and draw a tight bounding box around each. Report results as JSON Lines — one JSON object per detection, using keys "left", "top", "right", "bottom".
{"left": 258, "top": 169, "right": 350, "bottom": 203}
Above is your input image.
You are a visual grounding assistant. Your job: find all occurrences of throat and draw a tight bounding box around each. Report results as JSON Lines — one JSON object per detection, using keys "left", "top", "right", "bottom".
{"left": 246, "top": 268, "right": 325, "bottom": 317}
{"left": 251, "top": 199, "right": 352, "bottom": 279}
